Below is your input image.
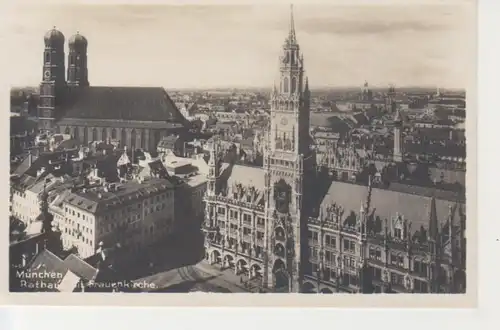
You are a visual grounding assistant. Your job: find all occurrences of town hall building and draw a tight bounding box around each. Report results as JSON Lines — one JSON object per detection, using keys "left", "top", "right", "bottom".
{"left": 202, "top": 7, "right": 316, "bottom": 293}
{"left": 202, "top": 7, "right": 466, "bottom": 294}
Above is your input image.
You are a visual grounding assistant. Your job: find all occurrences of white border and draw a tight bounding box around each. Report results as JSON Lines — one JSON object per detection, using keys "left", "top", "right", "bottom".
{"left": 1, "top": 0, "right": 497, "bottom": 327}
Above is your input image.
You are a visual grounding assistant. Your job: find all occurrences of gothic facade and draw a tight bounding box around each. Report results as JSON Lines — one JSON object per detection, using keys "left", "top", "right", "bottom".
{"left": 303, "top": 179, "right": 466, "bottom": 293}
{"left": 202, "top": 7, "right": 315, "bottom": 292}
{"left": 202, "top": 7, "right": 467, "bottom": 294}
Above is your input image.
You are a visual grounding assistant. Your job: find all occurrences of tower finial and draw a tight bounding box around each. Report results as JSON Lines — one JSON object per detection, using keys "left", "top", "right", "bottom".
{"left": 289, "top": 4, "right": 296, "bottom": 43}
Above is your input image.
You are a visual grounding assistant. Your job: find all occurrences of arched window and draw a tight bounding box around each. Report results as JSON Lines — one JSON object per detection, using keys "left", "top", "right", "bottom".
{"left": 64, "top": 127, "right": 70, "bottom": 135}
{"left": 283, "top": 77, "right": 289, "bottom": 93}
{"left": 102, "top": 129, "right": 108, "bottom": 142}
{"left": 74, "top": 127, "right": 79, "bottom": 140}
{"left": 121, "top": 129, "right": 127, "bottom": 147}
{"left": 291, "top": 77, "right": 297, "bottom": 94}
{"left": 131, "top": 129, "right": 136, "bottom": 149}
{"left": 154, "top": 130, "right": 161, "bottom": 147}
{"left": 45, "top": 52, "right": 50, "bottom": 63}
{"left": 92, "top": 128, "right": 98, "bottom": 142}
{"left": 111, "top": 128, "right": 117, "bottom": 139}
{"left": 141, "top": 130, "right": 146, "bottom": 149}
{"left": 83, "top": 127, "right": 88, "bottom": 144}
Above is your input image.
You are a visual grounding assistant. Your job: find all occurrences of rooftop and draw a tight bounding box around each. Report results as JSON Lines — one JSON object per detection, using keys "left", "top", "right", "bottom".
{"left": 64, "top": 178, "right": 174, "bottom": 214}
{"left": 58, "top": 86, "right": 188, "bottom": 124}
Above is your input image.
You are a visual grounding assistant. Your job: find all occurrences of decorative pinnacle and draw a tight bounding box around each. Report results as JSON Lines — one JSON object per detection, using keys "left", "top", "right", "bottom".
{"left": 289, "top": 4, "right": 296, "bottom": 43}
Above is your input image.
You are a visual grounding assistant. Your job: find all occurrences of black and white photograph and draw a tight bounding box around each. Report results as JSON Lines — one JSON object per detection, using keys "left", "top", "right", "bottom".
{"left": 7, "top": 2, "right": 472, "bottom": 299}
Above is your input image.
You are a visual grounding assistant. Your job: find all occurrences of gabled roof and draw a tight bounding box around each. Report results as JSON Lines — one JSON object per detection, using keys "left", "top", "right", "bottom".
{"left": 25, "top": 250, "right": 68, "bottom": 291}
{"left": 63, "top": 254, "right": 98, "bottom": 281}
{"left": 319, "top": 181, "right": 462, "bottom": 235}
{"left": 219, "top": 164, "right": 266, "bottom": 207}
{"left": 25, "top": 250, "right": 98, "bottom": 292}
{"left": 59, "top": 86, "right": 187, "bottom": 123}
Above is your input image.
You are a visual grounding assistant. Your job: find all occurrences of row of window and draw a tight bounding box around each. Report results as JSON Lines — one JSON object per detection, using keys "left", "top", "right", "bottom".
{"left": 63, "top": 227, "right": 94, "bottom": 246}
{"left": 269, "top": 158, "right": 294, "bottom": 168}
{"left": 308, "top": 230, "right": 356, "bottom": 253}
{"left": 217, "top": 207, "right": 265, "bottom": 226}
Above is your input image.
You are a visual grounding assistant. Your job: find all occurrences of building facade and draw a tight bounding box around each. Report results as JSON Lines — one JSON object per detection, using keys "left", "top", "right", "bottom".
{"left": 303, "top": 180, "right": 466, "bottom": 294}
{"left": 202, "top": 7, "right": 315, "bottom": 292}
{"left": 37, "top": 28, "right": 188, "bottom": 151}
{"left": 50, "top": 178, "right": 175, "bottom": 259}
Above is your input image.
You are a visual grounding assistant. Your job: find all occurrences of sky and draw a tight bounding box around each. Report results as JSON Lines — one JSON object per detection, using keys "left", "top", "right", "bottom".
{"left": 4, "top": 4, "right": 474, "bottom": 89}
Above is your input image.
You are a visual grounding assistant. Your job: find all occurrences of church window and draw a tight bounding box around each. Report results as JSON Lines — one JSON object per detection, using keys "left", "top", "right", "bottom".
{"left": 131, "top": 129, "right": 137, "bottom": 149}
{"left": 83, "top": 128, "right": 88, "bottom": 144}
{"left": 121, "top": 129, "right": 127, "bottom": 147}
{"left": 70, "top": 55, "right": 75, "bottom": 66}
{"left": 141, "top": 130, "right": 146, "bottom": 149}
{"left": 283, "top": 77, "right": 289, "bottom": 93}
{"left": 111, "top": 128, "right": 117, "bottom": 139}
{"left": 45, "top": 52, "right": 50, "bottom": 63}
{"left": 291, "top": 51, "right": 295, "bottom": 65}
{"left": 291, "top": 77, "right": 297, "bottom": 93}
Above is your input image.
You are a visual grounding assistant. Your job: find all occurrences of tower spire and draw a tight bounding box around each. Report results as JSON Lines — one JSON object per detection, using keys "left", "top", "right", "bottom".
{"left": 289, "top": 4, "right": 296, "bottom": 43}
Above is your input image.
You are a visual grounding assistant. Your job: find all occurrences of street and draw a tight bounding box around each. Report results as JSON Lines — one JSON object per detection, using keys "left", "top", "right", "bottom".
{"left": 133, "top": 262, "right": 250, "bottom": 293}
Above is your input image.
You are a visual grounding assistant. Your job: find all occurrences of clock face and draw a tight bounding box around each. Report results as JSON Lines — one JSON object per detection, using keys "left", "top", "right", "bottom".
{"left": 44, "top": 70, "right": 51, "bottom": 79}
{"left": 280, "top": 117, "right": 288, "bottom": 125}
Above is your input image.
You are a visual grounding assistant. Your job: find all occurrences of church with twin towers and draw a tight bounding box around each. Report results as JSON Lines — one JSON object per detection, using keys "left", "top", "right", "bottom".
{"left": 36, "top": 27, "right": 188, "bottom": 151}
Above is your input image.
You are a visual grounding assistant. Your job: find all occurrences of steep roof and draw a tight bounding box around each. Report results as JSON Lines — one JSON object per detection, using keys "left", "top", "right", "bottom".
{"left": 319, "top": 181, "right": 463, "bottom": 234}
{"left": 63, "top": 254, "right": 98, "bottom": 281}
{"left": 60, "top": 86, "right": 187, "bottom": 123}
{"left": 24, "top": 250, "right": 98, "bottom": 292}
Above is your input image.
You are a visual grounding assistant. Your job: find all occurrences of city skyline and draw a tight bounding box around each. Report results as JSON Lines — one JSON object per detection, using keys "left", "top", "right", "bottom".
{"left": 7, "top": 4, "right": 473, "bottom": 89}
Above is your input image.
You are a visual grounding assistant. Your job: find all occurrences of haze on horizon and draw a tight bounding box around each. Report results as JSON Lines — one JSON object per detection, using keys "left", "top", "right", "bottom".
{"left": 6, "top": 4, "right": 473, "bottom": 90}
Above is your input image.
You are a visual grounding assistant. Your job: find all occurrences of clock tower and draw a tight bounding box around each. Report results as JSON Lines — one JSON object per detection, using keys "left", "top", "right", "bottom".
{"left": 263, "top": 5, "right": 314, "bottom": 292}
{"left": 39, "top": 27, "right": 66, "bottom": 132}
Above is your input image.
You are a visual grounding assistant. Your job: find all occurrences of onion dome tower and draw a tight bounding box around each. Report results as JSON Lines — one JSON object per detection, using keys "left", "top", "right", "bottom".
{"left": 67, "top": 32, "right": 89, "bottom": 87}
{"left": 38, "top": 27, "right": 66, "bottom": 131}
